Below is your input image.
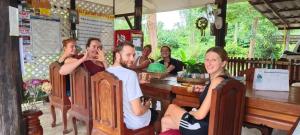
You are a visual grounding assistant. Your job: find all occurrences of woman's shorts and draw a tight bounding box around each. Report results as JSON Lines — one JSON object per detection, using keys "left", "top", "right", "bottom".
{"left": 179, "top": 112, "right": 208, "bottom": 135}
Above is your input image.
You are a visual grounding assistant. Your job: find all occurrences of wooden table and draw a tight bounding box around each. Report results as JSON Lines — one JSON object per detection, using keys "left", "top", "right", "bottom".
{"left": 141, "top": 77, "right": 300, "bottom": 132}
{"left": 245, "top": 83, "right": 300, "bottom": 131}
{"left": 140, "top": 77, "right": 177, "bottom": 132}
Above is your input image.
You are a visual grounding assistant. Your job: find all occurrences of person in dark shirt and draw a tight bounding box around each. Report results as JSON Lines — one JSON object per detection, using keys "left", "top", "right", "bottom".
{"left": 161, "top": 47, "right": 229, "bottom": 135}
{"left": 57, "top": 38, "right": 77, "bottom": 97}
{"left": 159, "top": 46, "right": 184, "bottom": 75}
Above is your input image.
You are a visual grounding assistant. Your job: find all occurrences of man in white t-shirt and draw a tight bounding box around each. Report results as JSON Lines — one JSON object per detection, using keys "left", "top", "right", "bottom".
{"left": 107, "top": 41, "right": 157, "bottom": 130}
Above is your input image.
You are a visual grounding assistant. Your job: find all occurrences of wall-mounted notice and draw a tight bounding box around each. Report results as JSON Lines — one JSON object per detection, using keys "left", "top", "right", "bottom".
{"left": 77, "top": 15, "right": 114, "bottom": 51}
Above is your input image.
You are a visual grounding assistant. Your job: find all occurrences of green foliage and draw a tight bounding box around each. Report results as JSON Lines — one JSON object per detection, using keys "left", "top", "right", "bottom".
{"left": 114, "top": 1, "right": 286, "bottom": 61}
{"left": 184, "top": 60, "right": 206, "bottom": 73}
{"left": 225, "top": 43, "right": 248, "bottom": 58}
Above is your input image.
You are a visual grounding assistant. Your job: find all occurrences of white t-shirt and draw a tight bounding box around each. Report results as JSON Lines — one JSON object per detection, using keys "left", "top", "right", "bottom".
{"left": 107, "top": 66, "right": 151, "bottom": 130}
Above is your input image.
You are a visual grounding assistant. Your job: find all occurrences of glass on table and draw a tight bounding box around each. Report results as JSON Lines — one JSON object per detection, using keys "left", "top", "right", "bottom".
{"left": 138, "top": 72, "right": 151, "bottom": 83}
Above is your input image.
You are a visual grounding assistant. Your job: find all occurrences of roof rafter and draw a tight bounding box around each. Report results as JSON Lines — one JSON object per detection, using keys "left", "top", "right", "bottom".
{"left": 250, "top": 0, "right": 294, "bottom": 5}
{"left": 261, "top": 7, "right": 300, "bottom": 14}
{"left": 262, "top": 0, "right": 289, "bottom": 28}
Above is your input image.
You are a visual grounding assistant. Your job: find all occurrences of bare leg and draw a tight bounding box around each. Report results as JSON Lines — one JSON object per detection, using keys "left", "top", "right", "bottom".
{"left": 50, "top": 105, "right": 56, "bottom": 127}
{"left": 161, "top": 104, "right": 186, "bottom": 132}
{"left": 72, "top": 117, "right": 78, "bottom": 135}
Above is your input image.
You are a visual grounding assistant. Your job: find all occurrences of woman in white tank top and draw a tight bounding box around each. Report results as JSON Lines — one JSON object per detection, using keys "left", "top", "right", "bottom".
{"left": 131, "top": 45, "right": 153, "bottom": 70}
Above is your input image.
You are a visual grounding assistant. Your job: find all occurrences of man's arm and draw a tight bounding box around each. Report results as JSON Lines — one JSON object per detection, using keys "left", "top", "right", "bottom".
{"left": 130, "top": 98, "right": 150, "bottom": 116}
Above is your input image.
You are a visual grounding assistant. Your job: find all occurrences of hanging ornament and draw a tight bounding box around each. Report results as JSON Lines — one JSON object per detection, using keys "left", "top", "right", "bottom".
{"left": 213, "top": 9, "right": 223, "bottom": 29}
{"left": 195, "top": 17, "right": 208, "bottom": 36}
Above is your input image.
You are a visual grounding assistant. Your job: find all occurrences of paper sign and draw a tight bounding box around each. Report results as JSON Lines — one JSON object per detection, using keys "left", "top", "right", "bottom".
{"left": 253, "top": 68, "right": 289, "bottom": 91}
{"left": 9, "top": 6, "right": 19, "bottom": 36}
{"left": 156, "top": 101, "right": 161, "bottom": 111}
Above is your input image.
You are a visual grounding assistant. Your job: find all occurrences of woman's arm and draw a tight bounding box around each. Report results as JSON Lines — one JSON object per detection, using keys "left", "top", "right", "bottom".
{"left": 189, "top": 77, "right": 224, "bottom": 120}
{"left": 134, "top": 59, "right": 151, "bottom": 70}
{"left": 59, "top": 52, "right": 87, "bottom": 75}
{"left": 166, "top": 65, "right": 175, "bottom": 73}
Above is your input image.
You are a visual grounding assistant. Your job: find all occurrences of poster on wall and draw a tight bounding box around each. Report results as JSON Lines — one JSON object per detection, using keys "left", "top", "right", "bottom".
{"left": 77, "top": 15, "right": 114, "bottom": 51}
{"left": 19, "top": 11, "right": 31, "bottom": 36}
{"left": 22, "top": 36, "right": 31, "bottom": 46}
{"left": 31, "top": 18, "right": 61, "bottom": 55}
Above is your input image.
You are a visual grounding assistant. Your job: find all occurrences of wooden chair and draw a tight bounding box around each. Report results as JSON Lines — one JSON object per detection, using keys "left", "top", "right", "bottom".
{"left": 208, "top": 79, "right": 246, "bottom": 135}
{"left": 91, "top": 71, "right": 155, "bottom": 135}
{"left": 238, "top": 67, "right": 255, "bottom": 83}
{"left": 288, "top": 117, "right": 300, "bottom": 135}
{"left": 170, "top": 79, "right": 246, "bottom": 135}
{"left": 49, "top": 61, "right": 71, "bottom": 134}
{"left": 69, "top": 66, "right": 92, "bottom": 135}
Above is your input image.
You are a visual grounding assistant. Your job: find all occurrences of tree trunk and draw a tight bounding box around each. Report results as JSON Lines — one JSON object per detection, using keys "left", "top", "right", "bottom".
{"left": 0, "top": 0, "right": 25, "bottom": 134}
{"left": 248, "top": 17, "right": 258, "bottom": 58}
{"left": 234, "top": 23, "right": 238, "bottom": 45}
{"left": 146, "top": 14, "right": 158, "bottom": 55}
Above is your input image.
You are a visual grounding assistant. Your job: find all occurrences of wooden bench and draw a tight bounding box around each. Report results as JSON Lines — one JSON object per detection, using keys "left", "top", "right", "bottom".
{"left": 91, "top": 71, "right": 155, "bottom": 135}
{"left": 49, "top": 61, "right": 71, "bottom": 134}
{"left": 69, "top": 66, "right": 92, "bottom": 135}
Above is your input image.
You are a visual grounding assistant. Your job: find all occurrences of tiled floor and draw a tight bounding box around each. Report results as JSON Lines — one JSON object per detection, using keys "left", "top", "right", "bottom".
{"left": 38, "top": 102, "right": 287, "bottom": 135}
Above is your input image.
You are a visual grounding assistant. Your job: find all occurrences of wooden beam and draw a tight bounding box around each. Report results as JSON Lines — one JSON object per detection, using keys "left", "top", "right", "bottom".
{"left": 134, "top": 0, "right": 142, "bottom": 30}
{"left": 114, "top": 13, "right": 135, "bottom": 18}
{"left": 275, "top": 22, "right": 300, "bottom": 26}
{"left": 70, "top": 0, "right": 76, "bottom": 38}
{"left": 250, "top": 0, "right": 295, "bottom": 5}
{"left": 261, "top": 7, "right": 300, "bottom": 14}
{"left": 214, "top": 0, "right": 228, "bottom": 47}
{"left": 262, "top": 0, "right": 289, "bottom": 28}
{"left": 124, "top": 16, "right": 134, "bottom": 30}
{"left": 0, "top": 0, "right": 25, "bottom": 134}
{"left": 279, "top": 27, "right": 300, "bottom": 30}
{"left": 113, "top": 0, "right": 115, "bottom": 15}
{"left": 270, "top": 15, "right": 300, "bottom": 20}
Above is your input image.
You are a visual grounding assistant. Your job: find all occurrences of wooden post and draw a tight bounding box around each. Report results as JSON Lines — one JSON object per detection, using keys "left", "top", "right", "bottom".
{"left": 134, "top": 0, "right": 142, "bottom": 30}
{"left": 147, "top": 14, "right": 158, "bottom": 55}
{"left": 284, "top": 29, "right": 290, "bottom": 51}
{"left": 215, "top": 0, "right": 227, "bottom": 48}
{"left": 70, "top": 0, "right": 76, "bottom": 38}
{"left": 0, "top": 0, "right": 25, "bottom": 134}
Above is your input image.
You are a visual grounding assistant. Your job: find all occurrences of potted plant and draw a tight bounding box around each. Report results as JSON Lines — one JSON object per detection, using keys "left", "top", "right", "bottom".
{"left": 177, "top": 59, "right": 207, "bottom": 84}
{"left": 184, "top": 59, "right": 206, "bottom": 74}
{"left": 22, "top": 78, "right": 52, "bottom": 135}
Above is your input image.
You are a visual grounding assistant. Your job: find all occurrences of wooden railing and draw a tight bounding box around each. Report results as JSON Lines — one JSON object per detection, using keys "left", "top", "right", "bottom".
{"left": 227, "top": 58, "right": 300, "bottom": 83}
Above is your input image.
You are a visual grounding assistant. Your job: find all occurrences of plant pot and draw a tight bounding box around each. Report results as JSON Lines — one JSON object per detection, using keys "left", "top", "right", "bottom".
{"left": 23, "top": 109, "right": 43, "bottom": 135}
